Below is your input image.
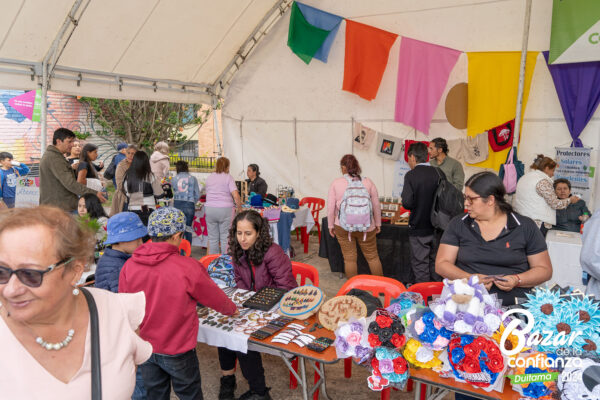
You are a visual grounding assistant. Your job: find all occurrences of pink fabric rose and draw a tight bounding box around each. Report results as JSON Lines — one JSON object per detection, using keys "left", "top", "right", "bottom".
{"left": 346, "top": 332, "right": 361, "bottom": 347}
{"left": 433, "top": 319, "right": 442, "bottom": 330}
{"left": 432, "top": 336, "right": 449, "bottom": 350}
{"left": 414, "top": 319, "right": 425, "bottom": 334}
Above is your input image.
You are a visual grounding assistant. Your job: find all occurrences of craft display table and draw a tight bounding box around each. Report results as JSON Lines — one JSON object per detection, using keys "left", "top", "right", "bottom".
{"left": 409, "top": 368, "right": 521, "bottom": 400}
{"left": 545, "top": 229, "right": 585, "bottom": 291}
{"left": 249, "top": 314, "right": 338, "bottom": 400}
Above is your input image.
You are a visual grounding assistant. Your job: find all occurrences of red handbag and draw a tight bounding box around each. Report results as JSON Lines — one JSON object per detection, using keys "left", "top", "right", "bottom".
{"left": 487, "top": 119, "right": 514, "bottom": 152}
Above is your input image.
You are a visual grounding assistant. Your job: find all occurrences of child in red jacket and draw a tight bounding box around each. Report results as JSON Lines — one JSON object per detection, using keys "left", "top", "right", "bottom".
{"left": 120, "top": 207, "right": 237, "bottom": 400}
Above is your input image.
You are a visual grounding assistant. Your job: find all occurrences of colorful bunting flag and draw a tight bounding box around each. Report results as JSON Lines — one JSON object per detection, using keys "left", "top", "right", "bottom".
{"left": 466, "top": 52, "right": 538, "bottom": 170}
{"left": 342, "top": 20, "right": 398, "bottom": 101}
{"left": 295, "top": 2, "right": 343, "bottom": 63}
{"left": 287, "top": 2, "right": 331, "bottom": 64}
{"left": 394, "top": 37, "right": 461, "bottom": 135}
{"left": 543, "top": 51, "right": 600, "bottom": 147}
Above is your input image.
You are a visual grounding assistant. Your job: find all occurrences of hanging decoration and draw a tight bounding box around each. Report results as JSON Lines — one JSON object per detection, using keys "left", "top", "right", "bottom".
{"left": 543, "top": 51, "right": 600, "bottom": 147}
{"left": 287, "top": 2, "right": 332, "bottom": 64}
{"left": 353, "top": 121, "right": 376, "bottom": 150}
{"left": 293, "top": 2, "right": 343, "bottom": 63}
{"left": 394, "top": 37, "right": 461, "bottom": 135}
{"left": 375, "top": 132, "right": 403, "bottom": 160}
{"left": 342, "top": 20, "right": 398, "bottom": 101}
{"left": 487, "top": 119, "right": 515, "bottom": 152}
{"left": 466, "top": 52, "right": 538, "bottom": 170}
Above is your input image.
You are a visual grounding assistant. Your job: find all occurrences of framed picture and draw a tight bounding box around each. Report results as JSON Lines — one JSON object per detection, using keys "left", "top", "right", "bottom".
{"left": 380, "top": 139, "right": 395, "bottom": 155}
{"left": 388, "top": 204, "right": 398, "bottom": 211}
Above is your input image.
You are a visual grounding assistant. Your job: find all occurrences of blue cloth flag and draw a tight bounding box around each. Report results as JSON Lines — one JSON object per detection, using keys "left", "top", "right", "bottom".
{"left": 296, "top": 2, "right": 343, "bottom": 63}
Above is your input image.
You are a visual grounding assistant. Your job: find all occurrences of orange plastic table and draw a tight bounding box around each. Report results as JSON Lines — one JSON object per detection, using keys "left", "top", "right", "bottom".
{"left": 409, "top": 368, "right": 522, "bottom": 400}
{"left": 248, "top": 315, "right": 338, "bottom": 400}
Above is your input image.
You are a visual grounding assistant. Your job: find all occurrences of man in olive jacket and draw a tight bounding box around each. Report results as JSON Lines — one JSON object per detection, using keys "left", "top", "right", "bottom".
{"left": 40, "top": 128, "right": 106, "bottom": 212}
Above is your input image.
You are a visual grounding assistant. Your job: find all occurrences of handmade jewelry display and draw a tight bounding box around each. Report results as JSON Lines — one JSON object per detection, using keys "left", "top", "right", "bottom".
{"left": 318, "top": 295, "right": 368, "bottom": 331}
{"left": 278, "top": 285, "right": 325, "bottom": 320}
{"left": 243, "top": 287, "right": 288, "bottom": 311}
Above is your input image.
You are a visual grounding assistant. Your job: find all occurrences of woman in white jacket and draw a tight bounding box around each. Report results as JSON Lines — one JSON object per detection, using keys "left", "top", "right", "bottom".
{"left": 514, "top": 154, "right": 580, "bottom": 236}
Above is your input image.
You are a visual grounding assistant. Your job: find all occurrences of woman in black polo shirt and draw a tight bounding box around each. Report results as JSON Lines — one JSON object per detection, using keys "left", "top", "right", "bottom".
{"left": 436, "top": 171, "right": 552, "bottom": 307}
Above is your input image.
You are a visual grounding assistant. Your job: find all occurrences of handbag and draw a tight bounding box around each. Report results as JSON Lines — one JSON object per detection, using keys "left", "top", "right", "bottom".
{"left": 498, "top": 147, "right": 525, "bottom": 194}
{"left": 81, "top": 288, "right": 102, "bottom": 400}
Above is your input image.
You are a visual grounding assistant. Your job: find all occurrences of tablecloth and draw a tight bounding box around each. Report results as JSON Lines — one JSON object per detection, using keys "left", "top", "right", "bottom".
{"left": 546, "top": 229, "right": 585, "bottom": 291}
{"left": 318, "top": 217, "right": 414, "bottom": 284}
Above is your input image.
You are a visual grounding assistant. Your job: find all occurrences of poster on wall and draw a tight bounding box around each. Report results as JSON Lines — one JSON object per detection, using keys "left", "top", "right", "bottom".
{"left": 8, "top": 90, "right": 42, "bottom": 122}
{"left": 554, "top": 147, "right": 594, "bottom": 204}
{"left": 391, "top": 159, "right": 411, "bottom": 198}
{"left": 15, "top": 177, "right": 40, "bottom": 208}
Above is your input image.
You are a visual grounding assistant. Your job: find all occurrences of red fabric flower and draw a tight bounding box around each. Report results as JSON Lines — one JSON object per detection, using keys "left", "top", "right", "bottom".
{"left": 390, "top": 333, "right": 406, "bottom": 349}
{"left": 449, "top": 337, "right": 461, "bottom": 348}
{"left": 371, "top": 358, "right": 381, "bottom": 376}
{"left": 368, "top": 333, "right": 382, "bottom": 347}
{"left": 487, "top": 355, "right": 504, "bottom": 373}
{"left": 473, "top": 336, "right": 488, "bottom": 350}
{"left": 376, "top": 315, "right": 393, "bottom": 329}
{"left": 393, "top": 357, "right": 408, "bottom": 374}
{"left": 486, "top": 341, "right": 501, "bottom": 356}
{"left": 463, "top": 344, "right": 479, "bottom": 358}
{"left": 462, "top": 356, "right": 481, "bottom": 374}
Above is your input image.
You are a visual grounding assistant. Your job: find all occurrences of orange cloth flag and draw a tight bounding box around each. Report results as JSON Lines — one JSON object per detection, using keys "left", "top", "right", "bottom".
{"left": 343, "top": 20, "right": 398, "bottom": 101}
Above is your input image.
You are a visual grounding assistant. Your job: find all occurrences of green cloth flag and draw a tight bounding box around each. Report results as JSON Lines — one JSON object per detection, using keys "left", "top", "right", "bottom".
{"left": 287, "top": 2, "right": 331, "bottom": 64}
{"left": 549, "top": 0, "right": 600, "bottom": 64}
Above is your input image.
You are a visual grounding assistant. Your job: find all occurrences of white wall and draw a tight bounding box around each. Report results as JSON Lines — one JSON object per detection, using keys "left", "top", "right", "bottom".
{"left": 222, "top": 0, "right": 600, "bottom": 210}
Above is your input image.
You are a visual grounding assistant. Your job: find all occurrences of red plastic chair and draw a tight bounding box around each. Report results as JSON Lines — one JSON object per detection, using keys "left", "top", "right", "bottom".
{"left": 296, "top": 197, "right": 326, "bottom": 247}
{"left": 404, "top": 282, "right": 444, "bottom": 398}
{"left": 289, "top": 262, "right": 321, "bottom": 398}
{"left": 179, "top": 239, "right": 192, "bottom": 257}
{"left": 199, "top": 253, "right": 221, "bottom": 268}
{"left": 337, "top": 275, "right": 406, "bottom": 400}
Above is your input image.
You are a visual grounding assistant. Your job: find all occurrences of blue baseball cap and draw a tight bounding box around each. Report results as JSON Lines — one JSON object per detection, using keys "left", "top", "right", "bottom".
{"left": 104, "top": 212, "right": 147, "bottom": 245}
{"left": 117, "top": 142, "right": 128, "bottom": 151}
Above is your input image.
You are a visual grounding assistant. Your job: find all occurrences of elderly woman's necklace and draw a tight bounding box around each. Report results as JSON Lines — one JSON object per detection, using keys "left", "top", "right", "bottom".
{"left": 25, "top": 296, "right": 78, "bottom": 351}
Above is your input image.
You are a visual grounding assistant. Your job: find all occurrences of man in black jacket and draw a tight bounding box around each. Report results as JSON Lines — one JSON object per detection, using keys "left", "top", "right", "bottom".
{"left": 401, "top": 142, "right": 443, "bottom": 283}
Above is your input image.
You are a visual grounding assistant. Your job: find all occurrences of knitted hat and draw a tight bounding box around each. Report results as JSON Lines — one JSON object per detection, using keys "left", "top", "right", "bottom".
{"left": 104, "top": 212, "right": 147, "bottom": 245}
{"left": 147, "top": 207, "right": 186, "bottom": 238}
{"left": 117, "top": 142, "right": 128, "bottom": 151}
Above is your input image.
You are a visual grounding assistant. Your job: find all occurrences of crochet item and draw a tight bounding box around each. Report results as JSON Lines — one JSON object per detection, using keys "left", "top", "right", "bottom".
{"left": 430, "top": 276, "right": 502, "bottom": 336}
{"left": 447, "top": 334, "right": 506, "bottom": 392}
{"left": 334, "top": 318, "right": 373, "bottom": 364}
{"left": 367, "top": 309, "right": 407, "bottom": 350}
{"left": 370, "top": 347, "right": 409, "bottom": 389}
{"left": 408, "top": 308, "right": 452, "bottom": 351}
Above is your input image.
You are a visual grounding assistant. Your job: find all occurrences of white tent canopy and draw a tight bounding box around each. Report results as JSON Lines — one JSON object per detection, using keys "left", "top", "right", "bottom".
{"left": 0, "top": 0, "right": 289, "bottom": 104}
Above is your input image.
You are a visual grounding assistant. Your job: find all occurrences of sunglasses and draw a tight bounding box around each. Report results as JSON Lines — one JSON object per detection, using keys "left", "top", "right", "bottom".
{"left": 0, "top": 258, "right": 73, "bottom": 288}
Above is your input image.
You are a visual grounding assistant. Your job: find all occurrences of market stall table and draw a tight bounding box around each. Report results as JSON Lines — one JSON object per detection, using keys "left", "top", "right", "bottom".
{"left": 410, "top": 368, "right": 521, "bottom": 400}
{"left": 545, "top": 229, "right": 585, "bottom": 291}
{"left": 318, "top": 217, "right": 413, "bottom": 283}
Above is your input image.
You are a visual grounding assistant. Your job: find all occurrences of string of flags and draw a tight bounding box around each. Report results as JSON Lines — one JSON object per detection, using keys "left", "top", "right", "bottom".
{"left": 287, "top": 1, "right": 600, "bottom": 170}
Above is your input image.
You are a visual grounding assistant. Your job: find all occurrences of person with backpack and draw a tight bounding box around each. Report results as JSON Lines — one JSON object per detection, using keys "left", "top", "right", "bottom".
{"left": 103, "top": 142, "right": 128, "bottom": 187}
{"left": 402, "top": 142, "right": 444, "bottom": 283}
{"left": 428, "top": 138, "right": 464, "bottom": 191}
{"left": 327, "top": 154, "right": 383, "bottom": 278}
{"left": 0, "top": 152, "right": 29, "bottom": 208}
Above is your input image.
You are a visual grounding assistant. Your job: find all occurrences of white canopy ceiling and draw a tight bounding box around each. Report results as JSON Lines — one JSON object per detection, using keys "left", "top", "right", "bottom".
{"left": 0, "top": 0, "right": 288, "bottom": 104}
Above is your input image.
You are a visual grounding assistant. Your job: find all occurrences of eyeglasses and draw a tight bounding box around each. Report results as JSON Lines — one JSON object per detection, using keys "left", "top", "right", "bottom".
{"left": 0, "top": 258, "right": 73, "bottom": 288}
{"left": 463, "top": 194, "right": 482, "bottom": 204}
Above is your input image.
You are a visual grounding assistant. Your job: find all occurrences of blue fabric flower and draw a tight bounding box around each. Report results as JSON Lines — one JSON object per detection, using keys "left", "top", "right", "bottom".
{"left": 460, "top": 335, "right": 474, "bottom": 346}
{"left": 522, "top": 382, "right": 548, "bottom": 398}
{"left": 422, "top": 312, "right": 435, "bottom": 325}
{"left": 439, "top": 327, "right": 452, "bottom": 339}
{"left": 451, "top": 348, "right": 465, "bottom": 364}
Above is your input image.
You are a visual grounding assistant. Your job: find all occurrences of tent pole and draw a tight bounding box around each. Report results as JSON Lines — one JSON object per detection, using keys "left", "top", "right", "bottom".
{"left": 512, "top": 0, "right": 532, "bottom": 155}
{"left": 212, "top": 96, "right": 222, "bottom": 156}
{"left": 40, "top": 60, "right": 48, "bottom": 156}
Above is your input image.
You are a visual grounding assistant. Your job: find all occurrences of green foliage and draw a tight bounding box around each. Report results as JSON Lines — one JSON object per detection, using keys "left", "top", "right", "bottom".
{"left": 77, "top": 97, "right": 212, "bottom": 152}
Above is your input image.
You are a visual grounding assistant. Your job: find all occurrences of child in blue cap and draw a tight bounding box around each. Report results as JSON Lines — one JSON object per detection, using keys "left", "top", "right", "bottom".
{"left": 95, "top": 212, "right": 147, "bottom": 293}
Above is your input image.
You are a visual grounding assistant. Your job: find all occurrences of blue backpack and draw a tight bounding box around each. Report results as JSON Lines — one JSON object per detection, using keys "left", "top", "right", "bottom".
{"left": 207, "top": 255, "right": 236, "bottom": 287}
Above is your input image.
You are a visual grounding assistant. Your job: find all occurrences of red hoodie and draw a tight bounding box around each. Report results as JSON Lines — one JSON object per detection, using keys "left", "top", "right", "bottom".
{"left": 119, "top": 242, "right": 236, "bottom": 355}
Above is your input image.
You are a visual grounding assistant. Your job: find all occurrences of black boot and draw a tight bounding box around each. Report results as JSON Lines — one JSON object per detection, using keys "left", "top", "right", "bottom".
{"left": 218, "top": 375, "right": 237, "bottom": 400}
{"left": 237, "top": 388, "right": 272, "bottom": 400}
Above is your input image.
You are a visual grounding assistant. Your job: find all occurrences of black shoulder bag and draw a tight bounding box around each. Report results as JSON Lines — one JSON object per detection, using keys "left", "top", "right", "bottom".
{"left": 81, "top": 288, "right": 102, "bottom": 400}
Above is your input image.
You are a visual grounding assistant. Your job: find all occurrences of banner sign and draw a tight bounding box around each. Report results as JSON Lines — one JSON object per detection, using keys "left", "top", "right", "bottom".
{"left": 554, "top": 147, "right": 594, "bottom": 204}
{"left": 8, "top": 90, "right": 42, "bottom": 122}
{"left": 15, "top": 177, "right": 40, "bottom": 208}
{"left": 549, "top": 0, "right": 600, "bottom": 64}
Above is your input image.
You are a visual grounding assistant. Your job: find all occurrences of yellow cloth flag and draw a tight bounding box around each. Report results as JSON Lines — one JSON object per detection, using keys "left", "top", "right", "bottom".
{"left": 466, "top": 52, "right": 538, "bottom": 170}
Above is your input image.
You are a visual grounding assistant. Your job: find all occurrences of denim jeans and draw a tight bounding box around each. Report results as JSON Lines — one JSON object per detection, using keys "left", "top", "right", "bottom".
{"left": 140, "top": 350, "right": 203, "bottom": 400}
{"left": 131, "top": 368, "right": 147, "bottom": 400}
{"left": 174, "top": 200, "right": 196, "bottom": 243}
{"left": 3, "top": 197, "right": 15, "bottom": 208}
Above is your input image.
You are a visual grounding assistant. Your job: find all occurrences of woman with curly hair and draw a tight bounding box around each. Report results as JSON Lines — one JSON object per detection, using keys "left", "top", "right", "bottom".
{"left": 216, "top": 210, "right": 297, "bottom": 400}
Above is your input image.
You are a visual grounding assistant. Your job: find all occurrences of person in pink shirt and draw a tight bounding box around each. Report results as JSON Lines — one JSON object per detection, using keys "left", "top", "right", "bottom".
{"left": 0, "top": 206, "right": 152, "bottom": 400}
{"left": 327, "top": 154, "right": 383, "bottom": 278}
{"left": 205, "top": 157, "right": 242, "bottom": 254}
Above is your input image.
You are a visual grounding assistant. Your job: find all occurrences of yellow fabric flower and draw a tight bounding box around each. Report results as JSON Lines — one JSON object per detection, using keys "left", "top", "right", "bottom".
{"left": 402, "top": 338, "right": 442, "bottom": 370}
{"left": 492, "top": 323, "right": 525, "bottom": 361}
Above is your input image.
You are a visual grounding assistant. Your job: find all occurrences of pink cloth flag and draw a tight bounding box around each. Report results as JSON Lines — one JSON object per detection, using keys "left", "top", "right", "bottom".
{"left": 394, "top": 37, "right": 461, "bottom": 135}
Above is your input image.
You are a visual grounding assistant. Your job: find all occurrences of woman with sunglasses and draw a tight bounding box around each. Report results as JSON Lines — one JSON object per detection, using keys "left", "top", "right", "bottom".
{"left": 435, "top": 172, "right": 552, "bottom": 400}
{"left": 0, "top": 206, "right": 152, "bottom": 399}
